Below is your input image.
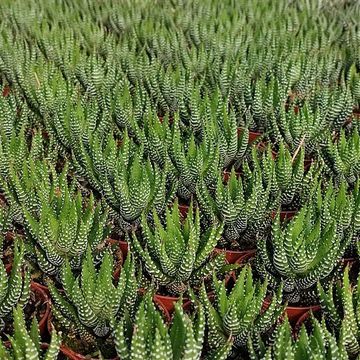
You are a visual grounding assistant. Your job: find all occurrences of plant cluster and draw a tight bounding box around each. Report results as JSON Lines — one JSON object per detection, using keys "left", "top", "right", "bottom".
{"left": 0, "top": 0, "right": 358, "bottom": 358}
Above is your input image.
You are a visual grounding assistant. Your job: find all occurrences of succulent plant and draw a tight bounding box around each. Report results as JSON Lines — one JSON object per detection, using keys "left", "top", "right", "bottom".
{"left": 0, "top": 305, "right": 61, "bottom": 360}
{"left": 22, "top": 179, "right": 109, "bottom": 276}
{"left": 271, "top": 104, "right": 327, "bottom": 159}
{"left": 253, "top": 142, "right": 305, "bottom": 207}
{"left": 321, "top": 129, "right": 360, "bottom": 185}
{"left": 0, "top": 239, "right": 30, "bottom": 329}
{"left": 197, "top": 167, "right": 275, "bottom": 249}
{"left": 249, "top": 316, "right": 349, "bottom": 359}
{"left": 130, "top": 201, "right": 225, "bottom": 296}
{"left": 113, "top": 293, "right": 222, "bottom": 360}
{"left": 256, "top": 203, "right": 350, "bottom": 305}
{"left": 200, "top": 266, "right": 284, "bottom": 358}
{"left": 318, "top": 266, "right": 360, "bottom": 357}
{"left": 72, "top": 130, "right": 176, "bottom": 231}
{"left": 49, "top": 249, "right": 138, "bottom": 340}
{"left": 169, "top": 116, "right": 219, "bottom": 201}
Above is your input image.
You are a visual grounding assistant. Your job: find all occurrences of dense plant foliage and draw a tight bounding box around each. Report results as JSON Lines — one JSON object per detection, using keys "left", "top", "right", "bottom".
{"left": 0, "top": 0, "right": 359, "bottom": 358}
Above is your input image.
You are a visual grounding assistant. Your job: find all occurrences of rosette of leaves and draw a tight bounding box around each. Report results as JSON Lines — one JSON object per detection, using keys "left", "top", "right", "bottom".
{"left": 318, "top": 266, "right": 360, "bottom": 358}
{"left": 325, "top": 87, "right": 354, "bottom": 132}
{"left": 200, "top": 266, "right": 284, "bottom": 359}
{"left": 248, "top": 316, "right": 349, "bottom": 359}
{"left": 189, "top": 92, "right": 250, "bottom": 169}
{"left": 253, "top": 142, "right": 305, "bottom": 207}
{"left": 256, "top": 204, "right": 350, "bottom": 305}
{"left": 22, "top": 181, "right": 109, "bottom": 276}
{"left": 169, "top": 116, "right": 219, "bottom": 201}
{"left": 142, "top": 112, "right": 171, "bottom": 169}
{"left": 130, "top": 201, "right": 225, "bottom": 296}
{"left": 0, "top": 305, "right": 61, "bottom": 360}
{"left": 320, "top": 129, "right": 360, "bottom": 185}
{"left": 114, "top": 293, "right": 226, "bottom": 360}
{"left": 271, "top": 104, "right": 327, "bottom": 158}
{"left": 48, "top": 249, "right": 138, "bottom": 342}
{"left": 72, "top": 130, "right": 176, "bottom": 231}
{"left": 1, "top": 157, "right": 69, "bottom": 225}
{"left": 197, "top": 168, "right": 275, "bottom": 248}
{"left": 318, "top": 181, "right": 354, "bottom": 245}
{"left": 0, "top": 239, "right": 30, "bottom": 330}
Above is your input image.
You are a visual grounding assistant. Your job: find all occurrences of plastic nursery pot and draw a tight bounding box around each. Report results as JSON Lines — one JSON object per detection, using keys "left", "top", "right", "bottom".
{"left": 178, "top": 203, "right": 190, "bottom": 218}
{"left": 223, "top": 170, "right": 241, "bottom": 182}
{"left": 294, "top": 307, "right": 321, "bottom": 335}
{"left": 304, "top": 158, "right": 313, "bottom": 169}
{"left": 271, "top": 210, "right": 298, "bottom": 221}
{"left": 237, "top": 127, "right": 262, "bottom": 143}
{"left": 106, "top": 237, "right": 128, "bottom": 261}
{"left": 214, "top": 248, "right": 256, "bottom": 264}
{"left": 30, "top": 281, "right": 52, "bottom": 336}
{"left": 153, "top": 293, "right": 190, "bottom": 313}
{"left": 263, "top": 298, "right": 320, "bottom": 324}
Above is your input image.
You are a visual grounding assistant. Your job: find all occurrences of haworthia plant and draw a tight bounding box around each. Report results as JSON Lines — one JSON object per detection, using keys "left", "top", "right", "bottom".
{"left": 318, "top": 266, "right": 360, "bottom": 357}
{"left": 321, "top": 129, "right": 360, "bottom": 185}
{"left": 253, "top": 142, "right": 305, "bottom": 207}
{"left": 256, "top": 202, "right": 350, "bottom": 305}
{"left": 23, "top": 180, "right": 109, "bottom": 276}
{"left": 169, "top": 116, "right": 219, "bottom": 201}
{"left": 200, "top": 266, "right": 284, "bottom": 358}
{"left": 0, "top": 239, "right": 30, "bottom": 328}
{"left": 197, "top": 167, "right": 275, "bottom": 248}
{"left": 49, "top": 249, "right": 138, "bottom": 340}
{"left": 130, "top": 201, "right": 225, "bottom": 296}
{"left": 72, "top": 130, "right": 177, "bottom": 231}
{"left": 249, "top": 316, "right": 349, "bottom": 359}
{"left": 114, "top": 293, "right": 228, "bottom": 360}
{"left": 0, "top": 305, "right": 61, "bottom": 360}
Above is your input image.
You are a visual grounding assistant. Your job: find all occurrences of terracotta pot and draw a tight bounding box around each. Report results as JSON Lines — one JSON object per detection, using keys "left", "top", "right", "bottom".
{"left": 214, "top": 248, "right": 256, "bottom": 264}
{"left": 286, "top": 304, "right": 321, "bottom": 323}
{"left": 106, "top": 237, "right": 128, "bottom": 261}
{"left": 30, "top": 281, "right": 51, "bottom": 336}
{"left": 263, "top": 298, "right": 320, "bottom": 323}
{"left": 30, "top": 282, "right": 50, "bottom": 296}
{"left": 4, "top": 231, "right": 17, "bottom": 242}
{"left": 118, "top": 240, "right": 128, "bottom": 258}
{"left": 105, "top": 238, "right": 124, "bottom": 280}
